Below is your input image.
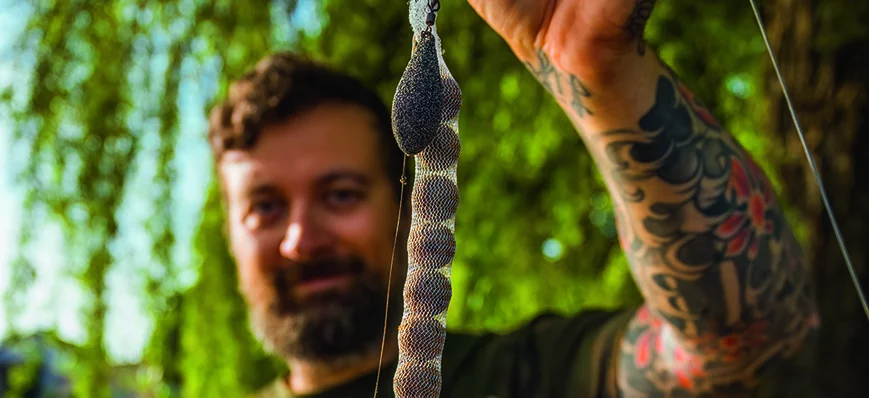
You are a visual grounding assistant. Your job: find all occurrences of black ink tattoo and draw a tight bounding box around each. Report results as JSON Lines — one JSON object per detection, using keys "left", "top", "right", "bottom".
{"left": 625, "top": 0, "right": 657, "bottom": 56}
{"left": 523, "top": 50, "right": 593, "bottom": 119}
{"left": 569, "top": 75, "right": 593, "bottom": 118}
{"left": 523, "top": 50, "right": 561, "bottom": 95}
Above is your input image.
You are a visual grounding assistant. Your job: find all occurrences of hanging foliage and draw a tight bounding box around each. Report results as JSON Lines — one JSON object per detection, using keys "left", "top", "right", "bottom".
{"left": 1, "top": 0, "right": 294, "bottom": 395}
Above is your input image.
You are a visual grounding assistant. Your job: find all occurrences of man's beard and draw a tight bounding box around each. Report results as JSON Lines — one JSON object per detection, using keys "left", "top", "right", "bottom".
{"left": 248, "top": 256, "right": 403, "bottom": 367}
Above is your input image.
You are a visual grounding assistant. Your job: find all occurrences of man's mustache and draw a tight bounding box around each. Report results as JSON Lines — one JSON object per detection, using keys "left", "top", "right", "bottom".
{"left": 272, "top": 256, "right": 366, "bottom": 288}
{"left": 267, "top": 256, "right": 369, "bottom": 315}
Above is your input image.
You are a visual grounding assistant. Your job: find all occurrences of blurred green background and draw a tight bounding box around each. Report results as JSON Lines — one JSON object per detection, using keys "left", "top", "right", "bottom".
{"left": 1, "top": 0, "right": 867, "bottom": 397}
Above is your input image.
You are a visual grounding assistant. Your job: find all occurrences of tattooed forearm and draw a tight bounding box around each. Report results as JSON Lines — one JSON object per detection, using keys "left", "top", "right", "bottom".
{"left": 625, "top": 1, "right": 656, "bottom": 56}
{"left": 600, "top": 67, "right": 818, "bottom": 396}
{"left": 523, "top": 50, "right": 561, "bottom": 95}
{"left": 524, "top": 50, "right": 593, "bottom": 118}
{"left": 568, "top": 75, "right": 593, "bottom": 118}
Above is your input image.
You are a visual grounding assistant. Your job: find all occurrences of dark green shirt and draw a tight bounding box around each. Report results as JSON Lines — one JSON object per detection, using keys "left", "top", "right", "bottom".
{"left": 253, "top": 308, "right": 636, "bottom": 398}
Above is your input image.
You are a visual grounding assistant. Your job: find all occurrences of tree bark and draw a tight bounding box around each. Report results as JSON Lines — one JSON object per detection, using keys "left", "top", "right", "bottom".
{"left": 764, "top": 0, "right": 869, "bottom": 396}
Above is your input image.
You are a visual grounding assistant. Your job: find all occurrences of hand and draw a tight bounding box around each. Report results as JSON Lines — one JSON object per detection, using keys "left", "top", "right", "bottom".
{"left": 468, "top": 0, "right": 657, "bottom": 80}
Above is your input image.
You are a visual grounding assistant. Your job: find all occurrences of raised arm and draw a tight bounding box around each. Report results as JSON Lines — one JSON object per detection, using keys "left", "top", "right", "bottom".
{"left": 470, "top": 1, "right": 819, "bottom": 395}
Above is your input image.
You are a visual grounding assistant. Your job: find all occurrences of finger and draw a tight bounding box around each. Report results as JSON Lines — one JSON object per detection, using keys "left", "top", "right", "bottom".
{"left": 466, "top": 0, "right": 548, "bottom": 55}
{"left": 466, "top": 0, "right": 496, "bottom": 24}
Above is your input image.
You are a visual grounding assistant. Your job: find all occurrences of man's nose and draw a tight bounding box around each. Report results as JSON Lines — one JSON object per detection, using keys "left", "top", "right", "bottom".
{"left": 279, "top": 205, "right": 331, "bottom": 261}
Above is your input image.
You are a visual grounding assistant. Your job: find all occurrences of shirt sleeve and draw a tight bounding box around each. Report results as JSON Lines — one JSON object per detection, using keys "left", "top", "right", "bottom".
{"left": 441, "top": 307, "right": 638, "bottom": 398}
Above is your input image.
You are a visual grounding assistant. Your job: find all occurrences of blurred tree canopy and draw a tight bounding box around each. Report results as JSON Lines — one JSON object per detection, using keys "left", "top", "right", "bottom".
{"left": 1, "top": 0, "right": 867, "bottom": 396}
{"left": 761, "top": 1, "right": 869, "bottom": 395}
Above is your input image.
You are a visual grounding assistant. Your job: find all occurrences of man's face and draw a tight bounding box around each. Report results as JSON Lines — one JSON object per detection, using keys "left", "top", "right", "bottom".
{"left": 219, "top": 103, "right": 404, "bottom": 364}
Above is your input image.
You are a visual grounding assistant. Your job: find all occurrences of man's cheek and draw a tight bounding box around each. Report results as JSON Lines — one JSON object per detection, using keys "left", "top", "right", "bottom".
{"left": 347, "top": 212, "right": 395, "bottom": 264}
{"left": 229, "top": 231, "right": 272, "bottom": 288}
{"left": 238, "top": 262, "right": 271, "bottom": 306}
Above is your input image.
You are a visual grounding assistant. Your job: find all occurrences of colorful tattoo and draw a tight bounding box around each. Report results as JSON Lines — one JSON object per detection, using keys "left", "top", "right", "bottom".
{"left": 606, "top": 69, "right": 818, "bottom": 395}
{"left": 523, "top": 50, "right": 818, "bottom": 395}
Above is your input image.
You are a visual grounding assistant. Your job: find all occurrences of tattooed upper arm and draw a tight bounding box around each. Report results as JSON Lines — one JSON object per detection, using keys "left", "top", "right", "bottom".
{"left": 603, "top": 66, "right": 819, "bottom": 396}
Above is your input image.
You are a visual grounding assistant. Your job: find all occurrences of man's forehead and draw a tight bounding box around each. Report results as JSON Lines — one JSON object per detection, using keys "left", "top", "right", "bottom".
{"left": 240, "top": 105, "right": 382, "bottom": 160}
{"left": 221, "top": 149, "right": 277, "bottom": 168}
{"left": 219, "top": 149, "right": 375, "bottom": 193}
{"left": 219, "top": 153, "right": 268, "bottom": 193}
{"left": 217, "top": 104, "right": 387, "bottom": 192}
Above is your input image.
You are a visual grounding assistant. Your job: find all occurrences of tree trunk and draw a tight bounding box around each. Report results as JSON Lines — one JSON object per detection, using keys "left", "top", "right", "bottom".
{"left": 764, "top": 0, "right": 869, "bottom": 396}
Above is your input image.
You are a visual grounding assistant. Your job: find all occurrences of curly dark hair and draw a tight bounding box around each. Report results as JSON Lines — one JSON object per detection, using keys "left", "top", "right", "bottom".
{"left": 207, "top": 52, "right": 407, "bottom": 200}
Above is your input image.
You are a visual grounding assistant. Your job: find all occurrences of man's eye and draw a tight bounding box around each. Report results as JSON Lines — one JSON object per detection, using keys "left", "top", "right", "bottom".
{"left": 325, "top": 189, "right": 363, "bottom": 207}
{"left": 251, "top": 199, "right": 283, "bottom": 216}
{"left": 243, "top": 199, "right": 284, "bottom": 230}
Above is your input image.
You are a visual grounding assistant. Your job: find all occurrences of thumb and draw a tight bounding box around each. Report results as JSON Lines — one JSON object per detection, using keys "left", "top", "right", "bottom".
{"left": 465, "top": 0, "right": 550, "bottom": 57}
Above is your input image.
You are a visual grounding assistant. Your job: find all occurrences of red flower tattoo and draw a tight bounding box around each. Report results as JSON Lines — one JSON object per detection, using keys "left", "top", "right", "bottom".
{"left": 697, "top": 321, "right": 770, "bottom": 363}
{"left": 670, "top": 344, "right": 707, "bottom": 390}
{"left": 715, "top": 157, "right": 776, "bottom": 260}
{"left": 631, "top": 309, "right": 773, "bottom": 390}
{"left": 633, "top": 310, "right": 710, "bottom": 390}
